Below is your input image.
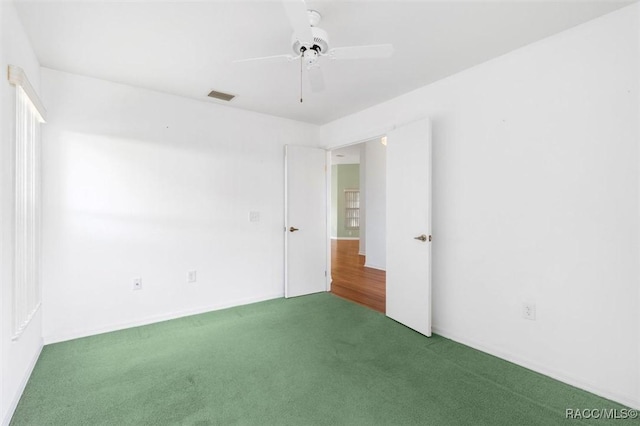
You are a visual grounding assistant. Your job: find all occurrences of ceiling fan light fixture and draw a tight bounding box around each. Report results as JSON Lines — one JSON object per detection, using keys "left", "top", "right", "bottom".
{"left": 303, "top": 48, "right": 320, "bottom": 68}
{"left": 291, "top": 26, "right": 329, "bottom": 55}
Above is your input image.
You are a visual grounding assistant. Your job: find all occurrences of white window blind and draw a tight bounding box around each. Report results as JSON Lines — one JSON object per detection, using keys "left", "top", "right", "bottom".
{"left": 344, "top": 189, "right": 360, "bottom": 230}
{"left": 8, "top": 65, "right": 46, "bottom": 340}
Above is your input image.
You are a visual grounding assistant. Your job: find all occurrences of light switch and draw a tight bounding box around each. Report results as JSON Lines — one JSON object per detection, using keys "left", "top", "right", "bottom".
{"left": 249, "top": 211, "right": 260, "bottom": 222}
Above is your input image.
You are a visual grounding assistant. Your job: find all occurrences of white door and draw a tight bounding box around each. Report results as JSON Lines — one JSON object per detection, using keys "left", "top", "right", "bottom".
{"left": 386, "top": 118, "right": 432, "bottom": 336}
{"left": 285, "top": 145, "right": 327, "bottom": 298}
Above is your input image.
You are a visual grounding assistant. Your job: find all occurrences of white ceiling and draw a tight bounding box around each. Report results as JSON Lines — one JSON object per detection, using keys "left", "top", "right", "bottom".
{"left": 15, "top": 0, "right": 634, "bottom": 125}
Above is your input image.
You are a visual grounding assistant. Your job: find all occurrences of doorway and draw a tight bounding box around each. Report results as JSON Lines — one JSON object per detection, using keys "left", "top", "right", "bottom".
{"left": 329, "top": 139, "right": 386, "bottom": 313}
{"left": 286, "top": 118, "right": 432, "bottom": 335}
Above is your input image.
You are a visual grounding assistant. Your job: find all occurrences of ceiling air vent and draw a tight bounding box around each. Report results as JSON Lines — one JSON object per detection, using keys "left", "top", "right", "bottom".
{"left": 207, "top": 90, "right": 235, "bottom": 102}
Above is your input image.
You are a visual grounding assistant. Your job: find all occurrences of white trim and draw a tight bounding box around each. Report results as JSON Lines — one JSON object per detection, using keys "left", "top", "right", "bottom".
{"left": 283, "top": 145, "right": 289, "bottom": 297}
{"left": 325, "top": 150, "right": 332, "bottom": 292}
{"left": 327, "top": 136, "right": 382, "bottom": 153}
{"left": 322, "top": 115, "right": 430, "bottom": 151}
{"left": 44, "top": 293, "right": 283, "bottom": 345}
{"left": 432, "top": 325, "right": 640, "bottom": 410}
{"left": 358, "top": 251, "right": 366, "bottom": 256}
{"left": 7, "top": 65, "right": 46, "bottom": 122}
{"left": 330, "top": 237, "right": 360, "bottom": 241}
{"left": 1, "top": 339, "right": 43, "bottom": 426}
{"left": 364, "top": 262, "right": 386, "bottom": 271}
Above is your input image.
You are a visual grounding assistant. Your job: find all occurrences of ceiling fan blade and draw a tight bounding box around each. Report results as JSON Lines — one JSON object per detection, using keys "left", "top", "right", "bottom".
{"left": 234, "top": 54, "right": 297, "bottom": 64}
{"left": 283, "top": 0, "right": 314, "bottom": 45}
{"left": 308, "top": 66, "right": 325, "bottom": 93}
{"left": 327, "top": 44, "right": 394, "bottom": 60}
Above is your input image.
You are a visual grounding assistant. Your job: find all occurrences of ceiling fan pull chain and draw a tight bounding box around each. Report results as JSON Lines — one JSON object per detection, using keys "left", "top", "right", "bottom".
{"left": 300, "top": 54, "right": 303, "bottom": 103}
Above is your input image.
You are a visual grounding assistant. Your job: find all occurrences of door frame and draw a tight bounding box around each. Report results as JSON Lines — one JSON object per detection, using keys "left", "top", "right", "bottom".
{"left": 323, "top": 116, "right": 430, "bottom": 295}
{"left": 325, "top": 134, "right": 387, "bottom": 292}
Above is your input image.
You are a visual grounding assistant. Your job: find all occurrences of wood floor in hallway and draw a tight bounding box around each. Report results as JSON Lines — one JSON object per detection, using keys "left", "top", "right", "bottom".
{"left": 330, "top": 239, "right": 386, "bottom": 313}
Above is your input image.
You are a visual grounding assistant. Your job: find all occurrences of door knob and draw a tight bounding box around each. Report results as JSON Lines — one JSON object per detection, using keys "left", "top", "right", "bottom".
{"left": 414, "top": 234, "right": 428, "bottom": 242}
{"left": 289, "top": 227, "right": 299, "bottom": 232}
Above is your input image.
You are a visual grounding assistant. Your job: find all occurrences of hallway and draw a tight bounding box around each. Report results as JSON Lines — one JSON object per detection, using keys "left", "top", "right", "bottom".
{"left": 330, "top": 239, "right": 386, "bottom": 313}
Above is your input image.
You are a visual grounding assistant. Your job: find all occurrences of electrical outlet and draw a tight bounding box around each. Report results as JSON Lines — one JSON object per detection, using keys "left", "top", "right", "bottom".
{"left": 188, "top": 270, "right": 197, "bottom": 283}
{"left": 133, "top": 277, "right": 142, "bottom": 291}
{"left": 523, "top": 303, "right": 536, "bottom": 320}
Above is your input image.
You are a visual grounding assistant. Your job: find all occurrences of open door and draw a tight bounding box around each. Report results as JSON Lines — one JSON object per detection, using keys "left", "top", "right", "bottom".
{"left": 386, "top": 118, "right": 432, "bottom": 336}
{"left": 284, "top": 145, "right": 327, "bottom": 298}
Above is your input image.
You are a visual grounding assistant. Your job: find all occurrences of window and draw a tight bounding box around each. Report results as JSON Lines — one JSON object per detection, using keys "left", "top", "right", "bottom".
{"left": 344, "top": 189, "right": 360, "bottom": 230}
{"left": 8, "top": 65, "right": 46, "bottom": 340}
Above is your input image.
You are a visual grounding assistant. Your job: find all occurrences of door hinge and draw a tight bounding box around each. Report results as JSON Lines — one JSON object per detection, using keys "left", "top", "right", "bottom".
{"left": 325, "top": 270, "right": 327, "bottom": 277}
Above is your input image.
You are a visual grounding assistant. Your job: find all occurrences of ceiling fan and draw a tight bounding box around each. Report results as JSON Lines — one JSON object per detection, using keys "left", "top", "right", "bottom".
{"left": 235, "top": 0, "right": 394, "bottom": 98}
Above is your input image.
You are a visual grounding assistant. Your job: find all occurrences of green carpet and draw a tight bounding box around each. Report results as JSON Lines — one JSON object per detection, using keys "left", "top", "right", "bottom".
{"left": 11, "top": 293, "right": 630, "bottom": 425}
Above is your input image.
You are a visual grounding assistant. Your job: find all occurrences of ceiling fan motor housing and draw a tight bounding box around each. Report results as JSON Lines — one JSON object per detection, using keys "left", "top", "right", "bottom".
{"left": 291, "top": 26, "right": 329, "bottom": 55}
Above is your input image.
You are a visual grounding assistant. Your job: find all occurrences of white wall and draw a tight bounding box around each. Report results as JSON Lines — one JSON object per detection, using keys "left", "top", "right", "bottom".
{"left": 330, "top": 165, "right": 338, "bottom": 238}
{"left": 40, "top": 69, "right": 319, "bottom": 343}
{"left": 321, "top": 3, "right": 640, "bottom": 409}
{"left": 0, "top": 2, "right": 44, "bottom": 424}
{"left": 364, "top": 139, "right": 386, "bottom": 270}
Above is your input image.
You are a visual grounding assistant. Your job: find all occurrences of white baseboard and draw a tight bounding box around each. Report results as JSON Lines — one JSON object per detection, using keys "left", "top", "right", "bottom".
{"left": 432, "top": 325, "right": 640, "bottom": 410}
{"left": 364, "top": 262, "right": 386, "bottom": 271}
{"left": 2, "top": 339, "right": 43, "bottom": 426}
{"left": 44, "top": 293, "right": 283, "bottom": 345}
{"left": 331, "top": 237, "right": 360, "bottom": 241}
{"left": 358, "top": 251, "right": 366, "bottom": 256}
